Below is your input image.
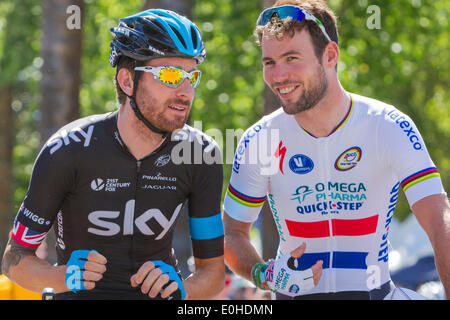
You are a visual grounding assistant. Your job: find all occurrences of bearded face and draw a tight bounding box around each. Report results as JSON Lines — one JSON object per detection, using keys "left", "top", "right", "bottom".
{"left": 132, "top": 57, "right": 196, "bottom": 135}
{"left": 262, "top": 28, "right": 329, "bottom": 115}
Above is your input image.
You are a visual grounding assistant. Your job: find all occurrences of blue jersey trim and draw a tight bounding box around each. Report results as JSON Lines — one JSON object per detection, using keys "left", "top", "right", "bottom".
{"left": 189, "top": 213, "right": 224, "bottom": 240}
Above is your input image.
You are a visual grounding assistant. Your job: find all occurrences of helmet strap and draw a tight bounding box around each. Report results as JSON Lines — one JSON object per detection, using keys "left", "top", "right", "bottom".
{"left": 123, "top": 61, "right": 169, "bottom": 137}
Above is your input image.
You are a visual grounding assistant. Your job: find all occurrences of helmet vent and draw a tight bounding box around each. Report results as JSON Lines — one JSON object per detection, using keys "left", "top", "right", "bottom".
{"left": 169, "top": 25, "right": 186, "bottom": 49}
{"left": 150, "top": 19, "right": 165, "bottom": 32}
{"left": 190, "top": 26, "right": 198, "bottom": 49}
{"left": 142, "top": 24, "right": 155, "bottom": 36}
{"left": 117, "top": 35, "right": 132, "bottom": 46}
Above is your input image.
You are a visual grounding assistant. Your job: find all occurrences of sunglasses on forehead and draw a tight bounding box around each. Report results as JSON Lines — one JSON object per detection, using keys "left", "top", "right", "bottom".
{"left": 134, "top": 65, "right": 202, "bottom": 88}
{"left": 257, "top": 5, "right": 332, "bottom": 43}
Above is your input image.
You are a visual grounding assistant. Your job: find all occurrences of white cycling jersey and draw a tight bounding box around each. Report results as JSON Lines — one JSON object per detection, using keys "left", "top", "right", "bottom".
{"left": 223, "top": 93, "right": 445, "bottom": 295}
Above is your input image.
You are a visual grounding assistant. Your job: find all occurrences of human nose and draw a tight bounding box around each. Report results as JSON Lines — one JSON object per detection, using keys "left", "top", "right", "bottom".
{"left": 175, "top": 77, "right": 195, "bottom": 99}
{"left": 264, "top": 64, "right": 290, "bottom": 85}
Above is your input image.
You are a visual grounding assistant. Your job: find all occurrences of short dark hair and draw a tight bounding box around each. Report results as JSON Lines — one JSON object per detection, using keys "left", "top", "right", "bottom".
{"left": 254, "top": 0, "right": 338, "bottom": 61}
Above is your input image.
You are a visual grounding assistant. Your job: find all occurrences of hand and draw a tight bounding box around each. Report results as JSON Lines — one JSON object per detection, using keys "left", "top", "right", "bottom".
{"left": 290, "top": 243, "right": 323, "bottom": 286}
{"left": 252, "top": 243, "right": 323, "bottom": 297}
{"left": 130, "top": 260, "right": 186, "bottom": 300}
{"left": 65, "top": 250, "right": 107, "bottom": 293}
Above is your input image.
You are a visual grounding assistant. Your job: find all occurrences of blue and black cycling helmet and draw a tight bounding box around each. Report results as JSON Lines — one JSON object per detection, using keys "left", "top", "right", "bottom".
{"left": 109, "top": 9, "right": 206, "bottom": 67}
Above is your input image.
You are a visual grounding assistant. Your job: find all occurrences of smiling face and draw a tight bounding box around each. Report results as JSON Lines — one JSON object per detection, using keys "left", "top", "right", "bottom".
{"left": 134, "top": 57, "right": 197, "bottom": 133}
{"left": 261, "top": 28, "right": 328, "bottom": 115}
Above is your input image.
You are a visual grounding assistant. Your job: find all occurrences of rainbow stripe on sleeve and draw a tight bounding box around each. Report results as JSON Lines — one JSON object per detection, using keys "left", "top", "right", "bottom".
{"left": 226, "top": 184, "right": 266, "bottom": 208}
{"left": 401, "top": 167, "right": 440, "bottom": 192}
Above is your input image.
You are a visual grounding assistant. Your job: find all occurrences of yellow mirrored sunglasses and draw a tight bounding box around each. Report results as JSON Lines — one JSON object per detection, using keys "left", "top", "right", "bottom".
{"left": 134, "top": 65, "right": 201, "bottom": 88}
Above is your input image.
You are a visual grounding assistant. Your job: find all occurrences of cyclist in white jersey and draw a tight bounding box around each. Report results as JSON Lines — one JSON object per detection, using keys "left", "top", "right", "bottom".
{"left": 223, "top": 0, "right": 450, "bottom": 300}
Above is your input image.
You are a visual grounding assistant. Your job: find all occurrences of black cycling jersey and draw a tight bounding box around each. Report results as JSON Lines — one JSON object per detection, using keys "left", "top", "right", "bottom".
{"left": 13, "top": 111, "right": 224, "bottom": 299}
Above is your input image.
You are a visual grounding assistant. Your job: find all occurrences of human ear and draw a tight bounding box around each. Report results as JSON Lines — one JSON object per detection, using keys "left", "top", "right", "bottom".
{"left": 322, "top": 41, "right": 339, "bottom": 69}
{"left": 116, "top": 67, "right": 134, "bottom": 97}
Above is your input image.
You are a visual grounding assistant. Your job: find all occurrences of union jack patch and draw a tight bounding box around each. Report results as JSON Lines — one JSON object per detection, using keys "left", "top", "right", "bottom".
{"left": 265, "top": 263, "right": 274, "bottom": 283}
{"left": 11, "top": 218, "right": 48, "bottom": 249}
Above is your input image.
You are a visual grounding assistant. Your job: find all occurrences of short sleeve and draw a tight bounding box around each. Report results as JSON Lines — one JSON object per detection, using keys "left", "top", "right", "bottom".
{"left": 223, "top": 123, "right": 270, "bottom": 223}
{"left": 379, "top": 108, "right": 445, "bottom": 206}
{"left": 12, "top": 139, "right": 76, "bottom": 248}
{"left": 188, "top": 138, "right": 224, "bottom": 259}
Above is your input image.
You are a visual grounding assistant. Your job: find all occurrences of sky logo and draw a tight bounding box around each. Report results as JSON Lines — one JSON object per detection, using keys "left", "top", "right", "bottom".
{"left": 289, "top": 154, "right": 314, "bottom": 174}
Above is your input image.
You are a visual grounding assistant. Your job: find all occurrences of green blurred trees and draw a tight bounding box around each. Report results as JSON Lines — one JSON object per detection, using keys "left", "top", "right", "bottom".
{"left": 0, "top": 0, "right": 42, "bottom": 263}
{"left": 0, "top": 0, "right": 448, "bottom": 264}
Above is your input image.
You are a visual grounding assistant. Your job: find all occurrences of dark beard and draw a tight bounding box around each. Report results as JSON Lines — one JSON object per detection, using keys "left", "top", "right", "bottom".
{"left": 280, "top": 64, "right": 328, "bottom": 115}
{"left": 136, "top": 96, "right": 191, "bottom": 133}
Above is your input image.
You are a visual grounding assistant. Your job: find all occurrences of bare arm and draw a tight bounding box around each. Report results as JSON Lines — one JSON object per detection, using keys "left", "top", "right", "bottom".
{"left": 1, "top": 238, "right": 68, "bottom": 293}
{"left": 224, "top": 211, "right": 323, "bottom": 289}
{"left": 223, "top": 211, "right": 263, "bottom": 281}
{"left": 2, "top": 238, "right": 107, "bottom": 294}
{"left": 411, "top": 193, "right": 450, "bottom": 299}
{"left": 183, "top": 255, "right": 225, "bottom": 300}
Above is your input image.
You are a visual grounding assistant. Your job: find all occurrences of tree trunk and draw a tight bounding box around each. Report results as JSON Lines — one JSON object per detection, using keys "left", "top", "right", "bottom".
{"left": 40, "top": 0, "right": 84, "bottom": 143}
{"left": 0, "top": 86, "right": 13, "bottom": 267}
{"left": 39, "top": 0, "right": 84, "bottom": 263}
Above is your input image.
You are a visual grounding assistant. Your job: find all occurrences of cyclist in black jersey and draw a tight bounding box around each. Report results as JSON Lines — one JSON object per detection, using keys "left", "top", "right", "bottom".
{"left": 1, "top": 9, "right": 225, "bottom": 300}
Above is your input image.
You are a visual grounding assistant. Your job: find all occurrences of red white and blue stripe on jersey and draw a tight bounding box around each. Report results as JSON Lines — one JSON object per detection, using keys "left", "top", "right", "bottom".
{"left": 286, "top": 215, "right": 379, "bottom": 270}
{"left": 11, "top": 218, "right": 48, "bottom": 249}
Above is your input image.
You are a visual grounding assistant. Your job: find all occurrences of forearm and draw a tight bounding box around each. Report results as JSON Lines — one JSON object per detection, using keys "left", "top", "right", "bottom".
{"left": 224, "top": 229, "right": 263, "bottom": 282}
{"left": 1, "top": 238, "right": 68, "bottom": 293}
{"left": 433, "top": 241, "right": 450, "bottom": 299}
{"left": 430, "top": 208, "right": 450, "bottom": 299}
{"left": 413, "top": 194, "right": 450, "bottom": 299}
{"left": 183, "top": 256, "right": 225, "bottom": 300}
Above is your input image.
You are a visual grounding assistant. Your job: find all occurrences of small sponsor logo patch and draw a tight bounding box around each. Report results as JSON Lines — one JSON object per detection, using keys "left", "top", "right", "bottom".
{"left": 334, "top": 146, "right": 362, "bottom": 171}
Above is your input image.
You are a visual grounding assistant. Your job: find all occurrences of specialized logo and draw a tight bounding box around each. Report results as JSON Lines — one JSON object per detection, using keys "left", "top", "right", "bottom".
{"left": 88, "top": 200, "right": 182, "bottom": 239}
{"left": 274, "top": 141, "right": 287, "bottom": 174}
{"left": 47, "top": 125, "right": 94, "bottom": 155}
{"left": 334, "top": 146, "right": 362, "bottom": 171}
{"left": 155, "top": 154, "right": 171, "bottom": 167}
{"left": 289, "top": 154, "right": 314, "bottom": 174}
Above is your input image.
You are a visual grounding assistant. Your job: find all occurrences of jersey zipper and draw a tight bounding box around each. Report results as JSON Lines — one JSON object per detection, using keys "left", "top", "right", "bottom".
{"left": 318, "top": 138, "right": 335, "bottom": 293}
{"left": 131, "top": 160, "right": 142, "bottom": 273}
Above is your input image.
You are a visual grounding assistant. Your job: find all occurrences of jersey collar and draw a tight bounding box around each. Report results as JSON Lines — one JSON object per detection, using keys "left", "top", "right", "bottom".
{"left": 301, "top": 95, "right": 354, "bottom": 138}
